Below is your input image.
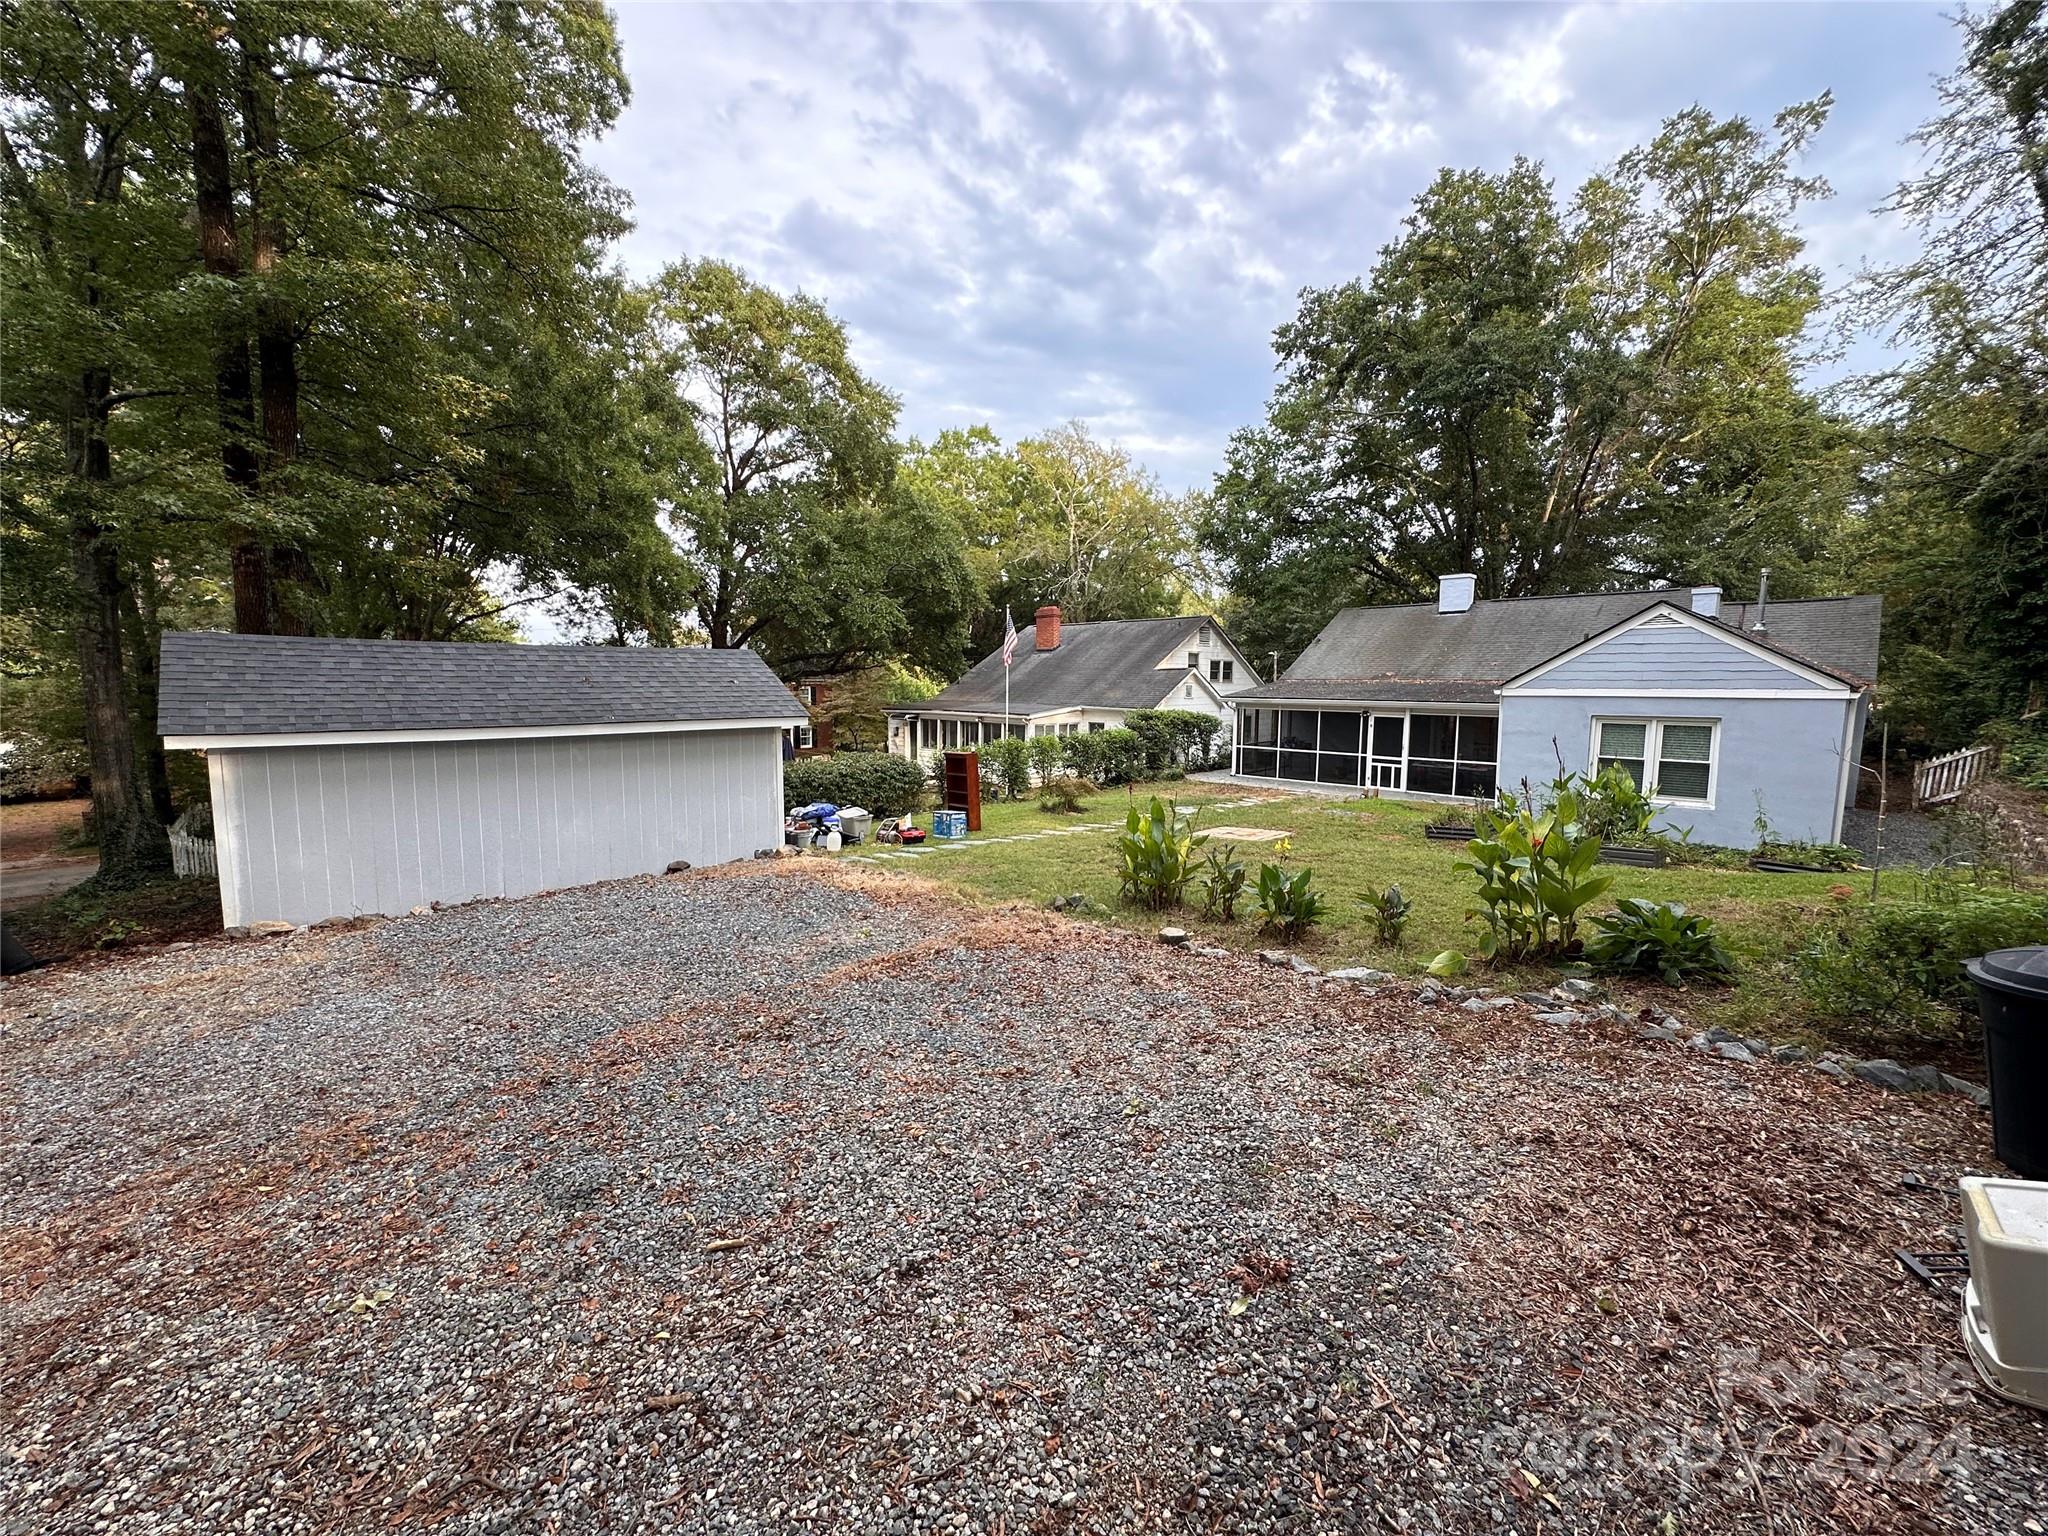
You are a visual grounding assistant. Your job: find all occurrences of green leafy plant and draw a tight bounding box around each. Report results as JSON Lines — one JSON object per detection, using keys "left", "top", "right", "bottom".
{"left": 1459, "top": 783, "right": 1614, "bottom": 962}
{"left": 1798, "top": 882, "right": 2048, "bottom": 1029}
{"left": 1037, "top": 774, "right": 1092, "bottom": 814}
{"left": 1426, "top": 949, "right": 1468, "bottom": 978}
{"left": 1585, "top": 899, "right": 1736, "bottom": 985}
{"left": 982, "top": 736, "right": 1031, "bottom": 800}
{"left": 1115, "top": 796, "right": 1208, "bottom": 909}
{"left": 1573, "top": 764, "right": 1657, "bottom": 842}
{"left": 783, "top": 753, "right": 931, "bottom": 817}
{"left": 1025, "top": 733, "right": 1065, "bottom": 786}
{"left": 1200, "top": 844, "right": 1248, "bottom": 920}
{"left": 1256, "top": 862, "right": 1326, "bottom": 940}
{"left": 1754, "top": 840, "right": 1861, "bottom": 871}
{"left": 1368, "top": 883, "right": 1412, "bottom": 946}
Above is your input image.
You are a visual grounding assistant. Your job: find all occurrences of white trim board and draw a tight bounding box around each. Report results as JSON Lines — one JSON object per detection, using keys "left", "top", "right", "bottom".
{"left": 1499, "top": 602, "right": 1856, "bottom": 695}
{"left": 164, "top": 715, "right": 805, "bottom": 752}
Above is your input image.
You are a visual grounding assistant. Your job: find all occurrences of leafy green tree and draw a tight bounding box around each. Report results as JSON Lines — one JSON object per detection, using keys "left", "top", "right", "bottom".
{"left": 900, "top": 420, "right": 1198, "bottom": 672}
{"left": 1206, "top": 102, "right": 1845, "bottom": 665}
{"left": 648, "top": 258, "right": 973, "bottom": 676}
{"left": 1843, "top": 1, "right": 2048, "bottom": 745}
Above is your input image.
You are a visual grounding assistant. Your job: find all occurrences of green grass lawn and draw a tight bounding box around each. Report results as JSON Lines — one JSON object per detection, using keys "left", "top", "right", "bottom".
{"left": 868, "top": 779, "right": 1923, "bottom": 1044}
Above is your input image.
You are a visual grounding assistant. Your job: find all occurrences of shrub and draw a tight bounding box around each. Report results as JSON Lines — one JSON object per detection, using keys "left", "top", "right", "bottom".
{"left": 982, "top": 736, "right": 1031, "bottom": 800}
{"left": 1122, "top": 710, "right": 1176, "bottom": 776}
{"left": 1798, "top": 883, "right": 2048, "bottom": 1028}
{"left": 1459, "top": 783, "right": 1614, "bottom": 962}
{"left": 1, "top": 731, "right": 89, "bottom": 801}
{"left": 1037, "top": 774, "right": 1092, "bottom": 814}
{"left": 1115, "top": 796, "right": 1206, "bottom": 910}
{"left": 783, "top": 753, "right": 929, "bottom": 817}
{"left": 1093, "top": 727, "right": 1144, "bottom": 785}
{"left": 1585, "top": 899, "right": 1736, "bottom": 985}
{"left": 1256, "top": 862, "right": 1326, "bottom": 940}
{"left": 1368, "top": 883, "right": 1411, "bottom": 947}
{"left": 1200, "top": 844, "right": 1248, "bottom": 920}
{"left": 1573, "top": 764, "right": 1657, "bottom": 842}
{"left": 1026, "top": 734, "right": 1065, "bottom": 785}
{"left": 1060, "top": 732, "right": 1103, "bottom": 782}
{"left": 1124, "top": 709, "right": 1220, "bottom": 773}
{"left": 1754, "top": 840, "right": 1861, "bottom": 871}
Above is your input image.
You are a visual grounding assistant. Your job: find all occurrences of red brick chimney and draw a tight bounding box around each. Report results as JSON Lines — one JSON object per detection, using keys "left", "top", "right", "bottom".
{"left": 1034, "top": 605, "right": 1061, "bottom": 651}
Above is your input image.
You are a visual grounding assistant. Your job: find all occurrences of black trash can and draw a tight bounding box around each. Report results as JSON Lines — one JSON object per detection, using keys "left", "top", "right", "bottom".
{"left": 1965, "top": 945, "right": 2048, "bottom": 1181}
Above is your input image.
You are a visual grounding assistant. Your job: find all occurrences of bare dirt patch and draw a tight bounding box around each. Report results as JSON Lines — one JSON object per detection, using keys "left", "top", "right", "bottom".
{"left": 1, "top": 863, "right": 2039, "bottom": 1534}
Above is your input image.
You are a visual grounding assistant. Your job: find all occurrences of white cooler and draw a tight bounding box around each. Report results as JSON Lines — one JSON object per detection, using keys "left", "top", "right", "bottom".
{"left": 1960, "top": 1176, "right": 2048, "bottom": 1410}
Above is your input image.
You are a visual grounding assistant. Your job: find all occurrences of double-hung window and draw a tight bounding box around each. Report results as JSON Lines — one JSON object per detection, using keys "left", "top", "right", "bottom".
{"left": 1209, "top": 658, "right": 1234, "bottom": 683}
{"left": 1594, "top": 718, "right": 1716, "bottom": 805}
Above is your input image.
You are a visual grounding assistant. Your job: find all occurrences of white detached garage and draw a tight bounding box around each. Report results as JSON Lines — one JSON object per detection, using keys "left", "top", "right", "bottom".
{"left": 159, "top": 633, "right": 806, "bottom": 929}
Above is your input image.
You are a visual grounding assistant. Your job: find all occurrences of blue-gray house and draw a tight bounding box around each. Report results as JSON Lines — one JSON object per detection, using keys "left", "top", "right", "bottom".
{"left": 1229, "top": 576, "right": 1880, "bottom": 847}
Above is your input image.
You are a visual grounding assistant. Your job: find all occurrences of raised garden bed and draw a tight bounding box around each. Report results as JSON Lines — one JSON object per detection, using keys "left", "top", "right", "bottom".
{"left": 1748, "top": 856, "right": 1864, "bottom": 875}
{"left": 1598, "top": 844, "right": 1668, "bottom": 868}
{"left": 1422, "top": 824, "right": 1474, "bottom": 843}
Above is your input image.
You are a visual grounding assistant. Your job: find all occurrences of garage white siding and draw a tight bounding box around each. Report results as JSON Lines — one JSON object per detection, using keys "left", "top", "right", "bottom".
{"left": 209, "top": 727, "right": 782, "bottom": 927}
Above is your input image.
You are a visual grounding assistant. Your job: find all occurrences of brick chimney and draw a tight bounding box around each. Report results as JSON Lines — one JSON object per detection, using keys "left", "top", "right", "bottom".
{"left": 1034, "top": 605, "right": 1062, "bottom": 651}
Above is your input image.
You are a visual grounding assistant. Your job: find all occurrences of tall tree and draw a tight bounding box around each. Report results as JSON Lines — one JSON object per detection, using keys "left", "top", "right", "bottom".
{"left": 1843, "top": 1, "right": 2048, "bottom": 746}
{"left": 646, "top": 258, "right": 974, "bottom": 676}
{"left": 1205, "top": 102, "right": 1845, "bottom": 666}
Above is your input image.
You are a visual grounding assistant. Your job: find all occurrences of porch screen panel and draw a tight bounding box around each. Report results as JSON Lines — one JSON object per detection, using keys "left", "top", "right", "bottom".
{"left": 1278, "top": 710, "right": 1317, "bottom": 782}
{"left": 1237, "top": 708, "right": 1278, "bottom": 777}
{"left": 1408, "top": 713, "right": 1496, "bottom": 799}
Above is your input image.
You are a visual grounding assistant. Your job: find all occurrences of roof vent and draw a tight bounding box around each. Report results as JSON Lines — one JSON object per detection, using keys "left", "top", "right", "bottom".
{"left": 1750, "top": 569, "right": 1771, "bottom": 635}
{"left": 1437, "top": 573, "right": 1476, "bottom": 615}
{"left": 1690, "top": 585, "right": 1721, "bottom": 619}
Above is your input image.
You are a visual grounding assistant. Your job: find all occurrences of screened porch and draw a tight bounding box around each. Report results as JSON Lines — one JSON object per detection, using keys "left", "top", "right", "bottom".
{"left": 1232, "top": 706, "right": 1499, "bottom": 800}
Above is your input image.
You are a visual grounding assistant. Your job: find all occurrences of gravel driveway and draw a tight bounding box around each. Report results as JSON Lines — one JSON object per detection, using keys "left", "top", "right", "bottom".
{"left": 3, "top": 863, "right": 2042, "bottom": 1534}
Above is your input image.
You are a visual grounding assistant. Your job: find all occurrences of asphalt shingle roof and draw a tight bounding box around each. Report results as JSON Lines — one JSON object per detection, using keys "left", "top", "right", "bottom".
{"left": 1236, "top": 589, "right": 1881, "bottom": 705}
{"left": 158, "top": 632, "right": 807, "bottom": 738}
{"left": 901, "top": 616, "right": 1216, "bottom": 715}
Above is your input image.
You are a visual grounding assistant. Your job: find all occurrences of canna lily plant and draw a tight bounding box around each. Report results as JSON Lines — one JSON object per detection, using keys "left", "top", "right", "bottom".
{"left": 1459, "top": 783, "right": 1614, "bottom": 962}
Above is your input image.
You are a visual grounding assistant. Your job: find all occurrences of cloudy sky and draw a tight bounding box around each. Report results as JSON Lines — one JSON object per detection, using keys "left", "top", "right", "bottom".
{"left": 589, "top": 1, "right": 1958, "bottom": 492}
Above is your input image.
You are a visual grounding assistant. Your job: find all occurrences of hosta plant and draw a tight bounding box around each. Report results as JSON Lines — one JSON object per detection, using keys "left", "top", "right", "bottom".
{"left": 1585, "top": 899, "right": 1736, "bottom": 985}
{"left": 1115, "top": 797, "right": 1207, "bottom": 910}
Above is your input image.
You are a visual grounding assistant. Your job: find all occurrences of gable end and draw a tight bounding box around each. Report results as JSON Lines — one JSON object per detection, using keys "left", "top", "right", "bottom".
{"left": 1503, "top": 606, "right": 1852, "bottom": 695}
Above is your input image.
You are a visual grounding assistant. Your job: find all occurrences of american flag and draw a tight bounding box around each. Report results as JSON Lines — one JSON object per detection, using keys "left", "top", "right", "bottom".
{"left": 1001, "top": 609, "right": 1018, "bottom": 667}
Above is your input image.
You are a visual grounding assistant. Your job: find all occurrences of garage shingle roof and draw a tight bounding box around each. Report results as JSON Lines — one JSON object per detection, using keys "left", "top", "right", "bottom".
{"left": 159, "top": 632, "right": 807, "bottom": 738}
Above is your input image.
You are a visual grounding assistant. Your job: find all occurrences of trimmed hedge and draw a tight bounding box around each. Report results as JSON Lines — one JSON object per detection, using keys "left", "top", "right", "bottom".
{"left": 783, "top": 753, "right": 929, "bottom": 816}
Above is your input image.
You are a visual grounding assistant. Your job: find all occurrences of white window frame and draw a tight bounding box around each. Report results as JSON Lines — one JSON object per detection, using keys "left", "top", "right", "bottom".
{"left": 1590, "top": 716, "right": 1719, "bottom": 809}
{"left": 798, "top": 684, "right": 816, "bottom": 705}
{"left": 1209, "top": 658, "right": 1234, "bottom": 683}
{"left": 795, "top": 724, "right": 815, "bottom": 750}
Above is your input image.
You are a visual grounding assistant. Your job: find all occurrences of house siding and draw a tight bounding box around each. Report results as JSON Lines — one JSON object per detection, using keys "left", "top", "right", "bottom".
{"left": 207, "top": 727, "right": 782, "bottom": 927}
{"left": 1529, "top": 621, "right": 1835, "bottom": 692}
{"left": 1498, "top": 692, "right": 1857, "bottom": 846}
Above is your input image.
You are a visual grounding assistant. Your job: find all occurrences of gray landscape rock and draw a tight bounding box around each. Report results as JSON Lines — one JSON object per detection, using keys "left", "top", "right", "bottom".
{"left": 1635, "top": 1024, "right": 1680, "bottom": 1042}
{"left": 1703, "top": 1025, "right": 1741, "bottom": 1045}
{"left": 1940, "top": 1073, "right": 1992, "bottom": 1108}
{"left": 1158, "top": 927, "right": 1189, "bottom": 946}
{"left": 1770, "top": 1043, "right": 1810, "bottom": 1064}
{"left": 1460, "top": 995, "right": 1517, "bottom": 1013}
{"left": 1902, "top": 1063, "right": 1946, "bottom": 1093}
{"left": 1556, "top": 978, "right": 1602, "bottom": 1001}
{"left": 1188, "top": 944, "right": 1231, "bottom": 959}
{"left": 1742, "top": 1038, "right": 1768, "bottom": 1056}
{"left": 1534, "top": 1011, "right": 1584, "bottom": 1027}
{"left": 247, "top": 919, "right": 294, "bottom": 938}
{"left": 665, "top": 859, "right": 693, "bottom": 874}
{"left": 1712, "top": 1041, "right": 1758, "bottom": 1064}
{"left": 1257, "top": 950, "right": 1319, "bottom": 974}
{"left": 1852, "top": 1059, "right": 1914, "bottom": 1090}
{"left": 1328, "top": 967, "right": 1394, "bottom": 983}
{"left": 1814, "top": 1060, "right": 1850, "bottom": 1080}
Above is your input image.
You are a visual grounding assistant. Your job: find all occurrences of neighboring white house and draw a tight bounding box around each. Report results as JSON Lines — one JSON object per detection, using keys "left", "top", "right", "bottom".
{"left": 1230, "top": 576, "right": 1881, "bottom": 847}
{"left": 159, "top": 633, "right": 806, "bottom": 928}
{"left": 886, "top": 607, "right": 1260, "bottom": 758}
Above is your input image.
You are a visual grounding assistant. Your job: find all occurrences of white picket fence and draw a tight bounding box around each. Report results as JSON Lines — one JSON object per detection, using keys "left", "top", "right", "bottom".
{"left": 1913, "top": 744, "right": 1997, "bottom": 807}
{"left": 169, "top": 830, "right": 218, "bottom": 880}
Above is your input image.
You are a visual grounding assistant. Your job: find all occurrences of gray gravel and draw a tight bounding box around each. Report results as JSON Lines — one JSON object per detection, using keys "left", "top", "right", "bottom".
{"left": 1841, "top": 805, "right": 1954, "bottom": 868}
{"left": 2, "top": 864, "right": 2041, "bottom": 1534}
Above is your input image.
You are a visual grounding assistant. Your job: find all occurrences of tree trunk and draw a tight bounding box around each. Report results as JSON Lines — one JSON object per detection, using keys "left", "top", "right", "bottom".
{"left": 190, "top": 78, "right": 277, "bottom": 635}
{"left": 68, "top": 367, "right": 170, "bottom": 886}
{"left": 240, "top": 38, "right": 310, "bottom": 635}
{"left": 122, "top": 561, "right": 177, "bottom": 825}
